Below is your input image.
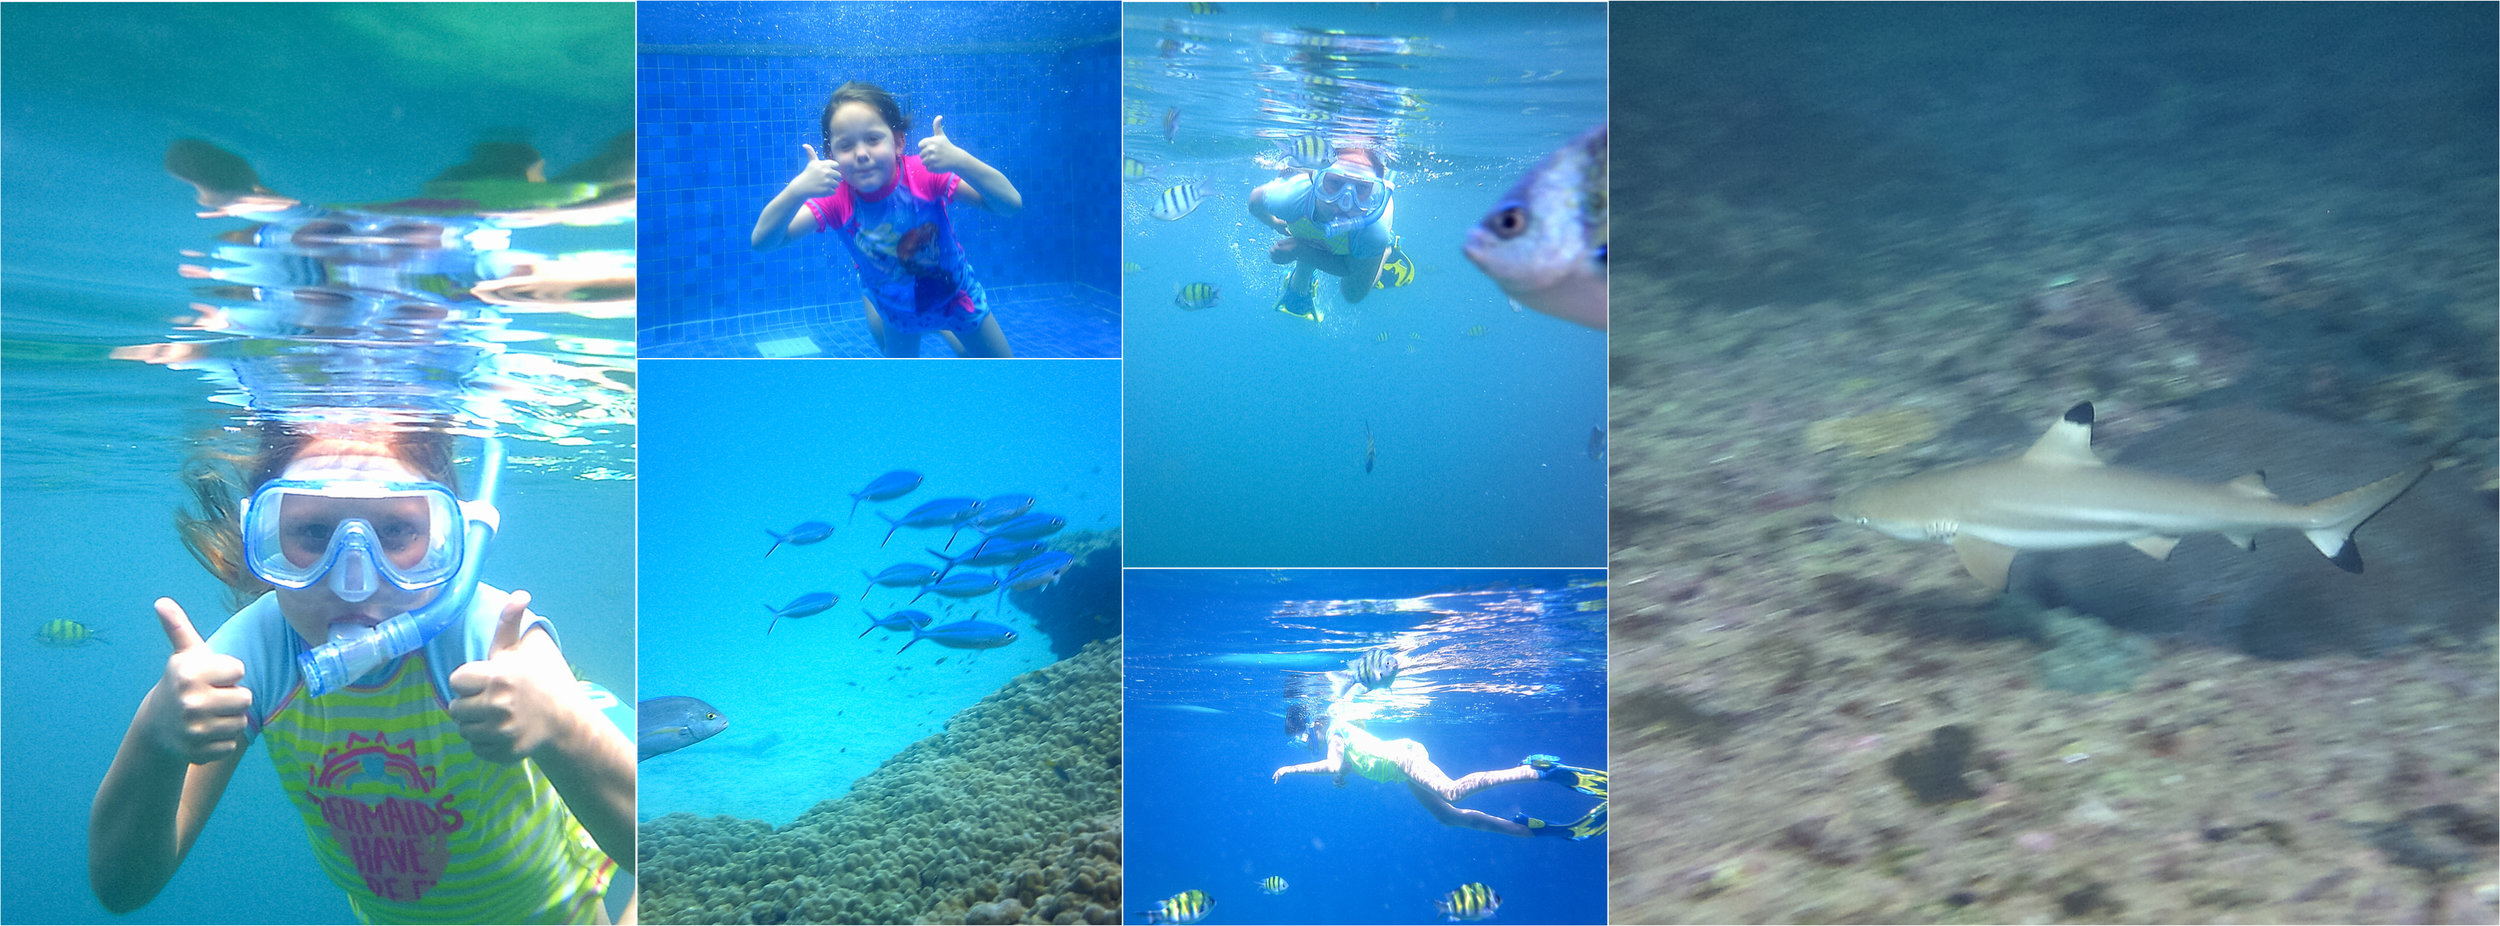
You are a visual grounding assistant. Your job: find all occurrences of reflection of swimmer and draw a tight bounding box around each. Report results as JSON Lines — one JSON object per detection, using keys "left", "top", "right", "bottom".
{"left": 90, "top": 422, "right": 635, "bottom": 921}
{"left": 1271, "top": 715, "right": 1604, "bottom": 839}
{"left": 752, "top": 81, "right": 1023, "bottom": 358}
{"left": 1247, "top": 147, "right": 1417, "bottom": 322}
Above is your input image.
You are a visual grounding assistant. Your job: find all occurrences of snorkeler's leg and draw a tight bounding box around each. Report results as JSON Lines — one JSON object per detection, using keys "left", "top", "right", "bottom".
{"left": 1442, "top": 763, "right": 1544, "bottom": 801}
{"left": 1391, "top": 744, "right": 1470, "bottom": 802}
{"left": 864, "top": 300, "right": 923, "bottom": 358}
{"left": 1405, "top": 779, "right": 1535, "bottom": 836}
{"left": 1338, "top": 243, "right": 1390, "bottom": 304}
{"left": 954, "top": 316, "right": 1015, "bottom": 359}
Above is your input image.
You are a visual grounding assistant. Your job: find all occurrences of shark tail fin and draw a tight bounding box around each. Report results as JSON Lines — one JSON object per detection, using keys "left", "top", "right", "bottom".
{"left": 2300, "top": 462, "right": 2432, "bottom": 572}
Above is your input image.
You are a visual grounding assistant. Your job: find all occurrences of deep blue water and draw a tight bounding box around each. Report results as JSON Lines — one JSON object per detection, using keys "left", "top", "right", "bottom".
{"left": 637, "top": 359, "right": 1122, "bottom": 827}
{"left": 1126, "top": 569, "right": 1609, "bottom": 926}
{"left": 1, "top": 5, "right": 634, "bottom": 923}
{"left": 1121, "top": 3, "right": 1608, "bottom": 567}
{"left": 637, "top": 0, "right": 1122, "bottom": 357}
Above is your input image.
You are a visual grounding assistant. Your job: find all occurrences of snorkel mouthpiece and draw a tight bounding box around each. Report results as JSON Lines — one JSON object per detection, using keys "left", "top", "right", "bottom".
{"left": 296, "top": 437, "right": 504, "bottom": 696}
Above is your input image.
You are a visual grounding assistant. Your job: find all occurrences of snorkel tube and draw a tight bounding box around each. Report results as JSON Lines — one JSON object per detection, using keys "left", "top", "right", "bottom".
{"left": 297, "top": 436, "right": 504, "bottom": 696}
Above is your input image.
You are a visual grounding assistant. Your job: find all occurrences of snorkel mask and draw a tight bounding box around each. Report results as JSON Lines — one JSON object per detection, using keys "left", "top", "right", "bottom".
{"left": 242, "top": 436, "right": 505, "bottom": 695}
{"left": 1314, "top": 161, "right": 1393, "bottom": 238}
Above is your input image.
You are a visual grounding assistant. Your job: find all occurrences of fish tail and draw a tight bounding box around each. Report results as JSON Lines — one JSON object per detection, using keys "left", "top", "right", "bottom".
{"left": 849, "top": 495, "right": 861, "bottom": 522}
{"left": 768, "top": 615, "right": 781, "bottom": 635}
{"left": 2299, "top": 461, "right": 2432, "bottom": 572}
{"left": 764, "top": 529, "right": 785, "bottom": 557}
{"left": 898, "top": 634, "right": 921, "bottom": 654}
{"left": 878, "top": 513, "right": 902, "bottom": 548}
{"left": 926, "top": 547, "right": 961, "bottom": 581}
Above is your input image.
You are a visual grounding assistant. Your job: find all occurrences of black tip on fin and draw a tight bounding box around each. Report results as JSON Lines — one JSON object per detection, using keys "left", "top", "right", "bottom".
{"left": 2331, "top": 542, "right": 2363, "bottom": 574}
{"left": 2064, "top": 402, "right": 2094, "bottom": 425}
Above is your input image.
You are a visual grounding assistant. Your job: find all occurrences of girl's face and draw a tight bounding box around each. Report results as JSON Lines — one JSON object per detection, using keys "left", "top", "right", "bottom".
{"left": 826, "top": 101, "right": 902, "bottom": 193}
{"left": 268, "top": 447, "right": 444, "bottom": 648}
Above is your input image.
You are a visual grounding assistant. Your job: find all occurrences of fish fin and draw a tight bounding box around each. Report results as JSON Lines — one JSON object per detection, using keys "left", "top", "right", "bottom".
{"left": 2018, "top": 402, "right": 2103, "bottom": 467}
{"left": 2225, "top": 471, "right": 2276, "bottom": 499}
{"left": 768, "top": 616, "right": 781, "bottom": 635}
{"left": 2222, "top": 532, "right": 2256, "bottom": 551}
{"left": 2127, "top": 535, "right": 2180, "bottom": 560}
{"left": 878, "top": 512, "right": 902, "bottom": 548}
{"left": 2299, "top": 461, "right": 2432, "bottom": 571}
{"left": 764, "top": 529, "right": 784, "bottom": 557}
{"left": 1950, "top": 535, "right": 2017, "bottom": 593}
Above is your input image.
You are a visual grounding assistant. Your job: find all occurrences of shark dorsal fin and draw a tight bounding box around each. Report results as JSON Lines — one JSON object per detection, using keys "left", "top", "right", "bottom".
{"left": 2019, "top": 401, "right": 2104, "bottom": 467}
{"left": 2225, "top": 471, "right": 2276, "bottom": 499}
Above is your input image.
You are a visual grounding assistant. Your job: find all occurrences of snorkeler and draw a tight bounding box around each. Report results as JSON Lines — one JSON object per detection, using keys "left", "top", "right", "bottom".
{"left": 1272, "top": 712, "right": 1605, "bottom": 840}
{"left": 752, "top": 81, "right": 1024, "bottom": 358}
{"left": 89, "top": 422, "right": 635, "bottom": 923}
{"left": 1246, "top": 145, "right": 1419, "bottom": 323}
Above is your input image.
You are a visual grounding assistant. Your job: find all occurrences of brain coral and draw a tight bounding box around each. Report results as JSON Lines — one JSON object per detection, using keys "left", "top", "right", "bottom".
{"left": 639, "top": 637, "right": 1123, "bottom": 925}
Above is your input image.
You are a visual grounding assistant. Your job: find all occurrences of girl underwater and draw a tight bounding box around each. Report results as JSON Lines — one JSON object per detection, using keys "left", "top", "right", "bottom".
{"left": 90, "top": 420, "right": 636, "bottom": 924}
{"left": 752, "top": 81, "right": 1026, "bottom": 358}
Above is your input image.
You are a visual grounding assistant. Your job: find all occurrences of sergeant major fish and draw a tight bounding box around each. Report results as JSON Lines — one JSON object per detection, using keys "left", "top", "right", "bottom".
{"left": 1151, "top": 182, "right": 1204, "bottom": 221}
{"left": 34, "top": 618, "right": 106, "bottom": 647}
{"left": 1463, "top": 124, "right": 1607, "bottom": 330}
{"left": 1833, "top": 402, "right": 2432, "bottom": 592}
{"left": 1141, "top": 889, "right": 1211, "bottom": 925}
{"left": 1436, "top": 882, "right": 1501, "bottom": 922}
{"left": 638, "top": 696, "right": 728, "bottom": 761}
{"left": 1258, "top": 875, "right": 1289, "bottom": 895}
{"left": 1175, "top": 282, "right": 1219, "bottom": 309}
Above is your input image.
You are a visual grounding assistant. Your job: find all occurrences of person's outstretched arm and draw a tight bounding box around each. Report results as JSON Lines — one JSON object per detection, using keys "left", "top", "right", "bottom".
{"left": 91, "top": 598, "right": 252, "bottom": 913}
{"left": 447, "top": 592, "right": 638, "bottom": 870}
{"left": 917, "top": 117, "right": 1022, "bottom": 216}
{"left": 754, "top": 144, "right": 843, "bottom": 251}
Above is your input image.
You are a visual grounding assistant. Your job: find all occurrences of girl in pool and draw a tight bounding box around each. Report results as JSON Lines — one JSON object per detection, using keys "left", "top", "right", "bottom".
{"left": 752, "top": 81, "right": 1025, "bottom": 358}
{"left": 90, "top": 421, "right": 635, "bottom": 923}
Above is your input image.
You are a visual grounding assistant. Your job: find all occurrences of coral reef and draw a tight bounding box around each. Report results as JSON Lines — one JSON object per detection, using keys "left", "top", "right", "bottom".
{"left": 639, "top": 637, "right": 1122, "bottom": 925}
{"left": 1011, "top": 529, "right": 1120, "bottom": 660}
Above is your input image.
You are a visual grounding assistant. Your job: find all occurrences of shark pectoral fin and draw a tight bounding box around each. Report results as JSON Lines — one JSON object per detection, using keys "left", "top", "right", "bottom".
{"left": 2225, "top": 471, "right": 2276, "bottom": 499}
{"left": 2222, "top": 532, "right": 2256, "bottom": 551}
{"left": 1950, "top": 535, "right": 2018, "bottom": 592}
{"left": 2128, "top": 535, "right": 2181, "bottom": 560}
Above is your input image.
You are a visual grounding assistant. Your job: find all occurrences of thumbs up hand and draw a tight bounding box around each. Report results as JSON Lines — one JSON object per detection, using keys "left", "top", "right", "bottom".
{"left": 446, "top": 590, "right": 577, "bottom": 764}
{"left": 150, "top": 598, "right": 253, "bottom": 765}
{"left": 916, "top": 116, "right": 969, "bottom": 174}
{"left": 790, "top": 143, "right": 845, "bottom": 198}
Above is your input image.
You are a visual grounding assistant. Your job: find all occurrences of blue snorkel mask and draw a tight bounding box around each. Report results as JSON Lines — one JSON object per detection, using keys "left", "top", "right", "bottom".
{"left": 241, "top": 436, "right": 505, "bottom": 695}
{"left": 1314, "top": 162, "right": 1393, "bottom": 239}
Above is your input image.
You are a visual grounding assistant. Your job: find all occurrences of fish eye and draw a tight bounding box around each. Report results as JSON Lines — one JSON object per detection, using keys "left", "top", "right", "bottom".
{"left": 1486, "top": 205, "right": 1528, "bottom": 239}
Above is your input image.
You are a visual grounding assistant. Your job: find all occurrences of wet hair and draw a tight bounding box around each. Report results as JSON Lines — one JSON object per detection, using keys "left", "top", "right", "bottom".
{"left": 1333, "top": 147, "right": 1387, "bottom": 175}
{"left": 176, "top": 418, "right": 460, "bottom": 610}
{"left": 820, "top": 82, "right": 910, "bottom": 153}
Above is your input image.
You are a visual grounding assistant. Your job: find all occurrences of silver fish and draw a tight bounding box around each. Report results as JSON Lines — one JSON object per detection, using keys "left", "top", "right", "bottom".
{"left": 1463, "top": 124, "right": 1607, "bottom": 330}
{"left": 638, "top": 696, "right": 728, "bottom": 761}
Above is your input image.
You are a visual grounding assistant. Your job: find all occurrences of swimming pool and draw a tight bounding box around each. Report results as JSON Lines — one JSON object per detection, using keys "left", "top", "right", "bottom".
{"left": 636, "top": 0, "right": 1122, "bottom": 358}
{"left": 1, "top": 5, "right": 635, "bottom": 922}
{"left": 1120, "top": 2, "right": 1609, "bottom": 567}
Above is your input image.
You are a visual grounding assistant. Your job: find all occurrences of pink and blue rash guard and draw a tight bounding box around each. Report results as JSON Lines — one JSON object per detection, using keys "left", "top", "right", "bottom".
{"left": 805, "top": 155, "right": 990, "bottom": 334}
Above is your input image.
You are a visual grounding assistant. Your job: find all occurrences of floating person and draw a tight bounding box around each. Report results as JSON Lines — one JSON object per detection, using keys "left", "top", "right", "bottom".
{"left": 765, "top": 520, "right": 835, "bottom": 557}
{"left": 1463, "top": 124, "right": 1608, "bottom": 330}
{"left": 1273, "top": 711, "right": 1605, "bottom": 839}
{"left": 638, "top": 696, "right": 729, "bottom": 761}
{"left": 751, "top": 81, "right": 1023, "bottom": 358}
{"left": 90, "top": 421, "right": 634, "bottom": 921}
{"left": 1833, "top": 402, "right": 2432, "bottom": 592}
{"left": 1248, "top": 145, "right": 1418, "bottom": 322}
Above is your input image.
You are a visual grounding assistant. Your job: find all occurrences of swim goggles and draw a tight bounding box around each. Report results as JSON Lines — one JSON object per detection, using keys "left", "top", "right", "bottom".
{"left": 240, "top": 479, "right": 469, "bottom": 601}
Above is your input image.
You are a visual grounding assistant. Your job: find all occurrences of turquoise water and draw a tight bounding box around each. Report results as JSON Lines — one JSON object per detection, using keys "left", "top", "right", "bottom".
{"left": 1121, "top": 2, "right": 1609, "bottom": 567}
{"left": 636, "top": 359, "right": 1122, "bottom": 827}
{"left": 2, "top": 5, "right": 634, "bottom": 923}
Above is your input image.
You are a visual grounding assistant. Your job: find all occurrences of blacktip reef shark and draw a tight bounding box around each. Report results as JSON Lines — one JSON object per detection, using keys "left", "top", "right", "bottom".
{"left": 1833, "top": 402, "right": 2430, "bottom": 592}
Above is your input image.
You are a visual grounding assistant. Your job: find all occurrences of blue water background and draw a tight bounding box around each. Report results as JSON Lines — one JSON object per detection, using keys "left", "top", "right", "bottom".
{"left": 1, "top": 5, "right": 634, "bottom": 923}
{"left": 637, "top": 0, "right": 1122, "bottom": 357}
{"left": 1121, "top": 3, "right": 1608, "bottom": 567}
{"left": 638, "top": 359, "right": 1121, "bottom": 827}
{"left": 1126, "top": 569, "right": 1608, "bottom": 925}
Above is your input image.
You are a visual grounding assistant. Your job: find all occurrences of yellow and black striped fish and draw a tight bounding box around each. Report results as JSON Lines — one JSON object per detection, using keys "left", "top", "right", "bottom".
{"left": 1143, "top": 889, "right": 1212, "bottom": 924}
{"left": 1174, "top": 282, "right": 1219, "bottom": 310}
{"left": 1436, "top": 882, "right": 1501, "bottom": 921}
{"left": 34, "top": 618, "right": 105, "bottom": 647}
{"left": 1258, "top": 875, "right": 1288, "bottom": 894}
{"left": 1124, "top": 156, "right": 1154, "bottom": 182}
{"left": 1150, "top": 183, "right": 1204, "bottom": 221}
{"left": 1278, "top": 132, "right": 1331, "bottom": 169}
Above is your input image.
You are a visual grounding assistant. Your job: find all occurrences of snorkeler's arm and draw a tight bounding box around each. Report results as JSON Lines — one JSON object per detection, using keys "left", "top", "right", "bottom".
{"left": 447, "top": 593, "right": 637, "bottom": 870}
{"left": 1273, "top": 757, "right": 1339, "bottom": 782}
{"left": 1247, "top": 180, "right": 1294, "bottom": 234}
{"left": 754, "top": 144, "right": 845, "bottom": 251}
{"left": 92, "top": 599, "right": 252, "bottom": 912}
{"left": 918, "top": 118, "right": 1023, "bottom": 216}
